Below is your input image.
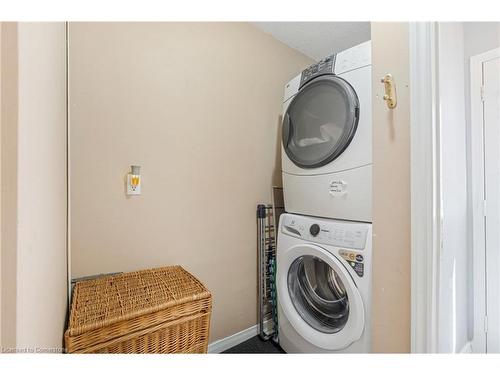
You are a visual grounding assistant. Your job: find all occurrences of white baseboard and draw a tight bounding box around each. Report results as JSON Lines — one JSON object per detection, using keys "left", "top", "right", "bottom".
{"left": 208, "top": 325, "right": 258, "bottom": 354}
{"left": 459, "top": 341, "right": 472, "bottom": 353}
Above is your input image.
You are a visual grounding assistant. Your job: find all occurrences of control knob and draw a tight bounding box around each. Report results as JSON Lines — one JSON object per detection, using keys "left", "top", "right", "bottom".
{"left": 310, "top": 224, "right": 320, "bottom": 237}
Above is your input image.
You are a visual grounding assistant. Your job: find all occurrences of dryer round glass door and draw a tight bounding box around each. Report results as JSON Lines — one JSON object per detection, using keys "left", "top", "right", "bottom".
{"left": 282, "top": 75, "right": 360, "bottom": 169}
{"left": 278, "top": 244, "right": 365, "bottom": 350}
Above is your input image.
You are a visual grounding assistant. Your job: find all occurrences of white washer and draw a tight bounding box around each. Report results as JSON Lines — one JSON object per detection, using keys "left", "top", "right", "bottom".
{"left": 277, "top": 213, "right": 372, "bottom": 353}
{"left": 282, "top": 41, "right": 372, "bottom": 222}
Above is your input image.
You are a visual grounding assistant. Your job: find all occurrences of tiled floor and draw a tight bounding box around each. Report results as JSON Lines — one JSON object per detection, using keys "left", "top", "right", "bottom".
{"left": 222, "top": 335, "right": 285, "bottom": 354}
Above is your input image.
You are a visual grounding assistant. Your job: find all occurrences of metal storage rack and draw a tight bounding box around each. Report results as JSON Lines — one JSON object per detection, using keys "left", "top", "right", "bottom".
{"left": 257, "top": 204, "right": 276, "bottom": 341}
{"left": 257, "top": 187, "right": 285, "bottom": 341}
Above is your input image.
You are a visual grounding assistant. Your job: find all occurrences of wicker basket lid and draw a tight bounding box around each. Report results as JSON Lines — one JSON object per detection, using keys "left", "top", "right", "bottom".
{"left": 67, "top": 266, "right": 211, "bottom": 336}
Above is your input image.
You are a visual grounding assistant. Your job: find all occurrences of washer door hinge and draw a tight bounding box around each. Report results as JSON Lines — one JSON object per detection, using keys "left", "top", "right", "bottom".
{"left": 483, "top": 200, "right": 487, "bottom": 217}
{"left": 481, "top": 85, "right": 486, "bottom": 101}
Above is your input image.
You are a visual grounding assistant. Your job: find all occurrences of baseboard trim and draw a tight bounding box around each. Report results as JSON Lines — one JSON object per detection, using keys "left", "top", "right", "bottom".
{"left": 208, "top": 325, "right": 258, "bottom": 354}
{"left": 459, "top": 341, "right": 472, "bottom": 353}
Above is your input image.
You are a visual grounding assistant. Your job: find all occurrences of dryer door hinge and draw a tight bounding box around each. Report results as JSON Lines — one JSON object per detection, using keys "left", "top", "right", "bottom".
{"left": 485, "top": 315, "right": 488, "bottom": 333}
{"left": 481, "top": 85, "right": 486, "bottom": 102}
{"left": 483, "top": 200, "right": 487, "bottom": 217}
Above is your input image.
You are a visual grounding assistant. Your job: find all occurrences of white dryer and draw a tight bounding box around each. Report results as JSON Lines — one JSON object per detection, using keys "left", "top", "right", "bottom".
{"left": 277, "top": 213, "right": 372, "bottom": 353}
{"left": 282, "top": 41, "right": 372, "bottom": 222}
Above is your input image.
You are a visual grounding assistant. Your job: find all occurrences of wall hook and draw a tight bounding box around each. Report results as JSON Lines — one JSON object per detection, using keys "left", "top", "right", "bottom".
{"left": 381, "top": 74, "right": 397, "bottom": 109}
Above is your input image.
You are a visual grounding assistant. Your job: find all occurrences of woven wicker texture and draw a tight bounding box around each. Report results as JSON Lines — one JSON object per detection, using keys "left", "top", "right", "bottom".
{"left": 65, "top": 266, "right": 212, "bottom": 354}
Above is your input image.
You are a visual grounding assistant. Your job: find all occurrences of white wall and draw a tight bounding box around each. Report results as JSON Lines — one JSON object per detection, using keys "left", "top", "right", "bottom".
{"left": 1, "top": 22, "right": 67, "bottom": 351}
{"left": 437, "top": 23, "right": 468, "bottom": 353}
{"left": 437, "top": 22, "right": 500, "bottom": 353}
{"left": 463, "top": 22, "right": 500, "bottom": 345}
{"left": 15, "top": 22, "right": 68, "bottom": 350}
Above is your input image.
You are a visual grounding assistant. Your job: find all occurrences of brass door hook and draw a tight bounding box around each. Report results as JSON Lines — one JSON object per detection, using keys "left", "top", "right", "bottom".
{"left": 381, "top": 74, "right": 397, "bottom": 109}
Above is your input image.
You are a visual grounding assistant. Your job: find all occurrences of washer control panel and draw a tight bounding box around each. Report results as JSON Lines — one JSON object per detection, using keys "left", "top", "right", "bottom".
{"left": 281, "top": 214, "right": 369, "bottom": 250}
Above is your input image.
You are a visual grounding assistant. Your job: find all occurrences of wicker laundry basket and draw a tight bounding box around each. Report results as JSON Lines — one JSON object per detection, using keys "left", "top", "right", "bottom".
{"left": 64, "top": 266, "right": 212, "bottom": 354}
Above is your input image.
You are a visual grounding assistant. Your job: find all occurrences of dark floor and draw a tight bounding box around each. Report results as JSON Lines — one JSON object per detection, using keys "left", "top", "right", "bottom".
{"left": 222, "top": 335, "right": 285, "bottom": 354}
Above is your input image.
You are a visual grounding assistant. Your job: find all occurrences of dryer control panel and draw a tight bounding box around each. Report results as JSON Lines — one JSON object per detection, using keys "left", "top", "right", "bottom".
{"left": 281, "top": 214, "right": 369, "bottom": 250}
{"left": 299, "top": 54, "right": 335, "bottom": 87}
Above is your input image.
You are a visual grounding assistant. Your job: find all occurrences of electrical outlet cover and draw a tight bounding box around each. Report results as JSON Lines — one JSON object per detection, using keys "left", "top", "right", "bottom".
{"left": 126, "top": 174, "right": 141, "bottom": 195}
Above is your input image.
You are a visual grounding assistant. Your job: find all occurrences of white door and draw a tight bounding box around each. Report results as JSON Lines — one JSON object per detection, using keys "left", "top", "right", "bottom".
{"left": 484, "top": 54, "right": 500, "bottom": 353}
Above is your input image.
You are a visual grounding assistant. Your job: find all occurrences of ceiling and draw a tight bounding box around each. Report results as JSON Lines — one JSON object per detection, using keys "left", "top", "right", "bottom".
{"left": 252, "top": 22, "right": 371, "bottom": 61}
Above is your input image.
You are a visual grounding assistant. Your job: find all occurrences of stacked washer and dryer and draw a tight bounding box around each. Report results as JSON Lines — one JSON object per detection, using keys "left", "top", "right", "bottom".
{"left": 277, "top": 41, "right": 373, "bottom": 353}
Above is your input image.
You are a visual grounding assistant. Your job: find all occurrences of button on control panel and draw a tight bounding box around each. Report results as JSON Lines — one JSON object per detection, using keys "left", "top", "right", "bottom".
{"left": 282, "top": 215, "right": 369, "bottom": 250}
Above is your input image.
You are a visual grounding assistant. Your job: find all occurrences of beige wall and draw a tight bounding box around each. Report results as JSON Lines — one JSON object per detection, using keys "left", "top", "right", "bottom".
{"left": 371, "top": 22, "right": 411, "bottom": 352}
{"left": 1, "top": 22, "right": 67, "bottom": 351}
{"left": 1, "top": 22, "right": 18, "bottom": 349}
{"left": 0, "top": 21, "right": 2, "bottom": 346}
{"left": 69, "top": 22, "right": 313, "bottom": 342}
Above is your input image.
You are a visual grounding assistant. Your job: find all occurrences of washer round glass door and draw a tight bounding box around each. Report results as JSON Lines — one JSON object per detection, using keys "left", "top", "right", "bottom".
{"left": 282, "top": 75, "right": 360, "bottom": 169}
{"left": 288, "top": 255, "right": 349, "bottom": 334}
{"left": 278, "top": 244, "right": 364, "bottom": 350}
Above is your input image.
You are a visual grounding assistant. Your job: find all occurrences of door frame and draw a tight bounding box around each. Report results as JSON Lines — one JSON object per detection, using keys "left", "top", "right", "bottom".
{"left": 470, "top": 46, "right": 500, "bottom": 353}
{"left": 409, "top": 22, "right": 441, "bottom": 353}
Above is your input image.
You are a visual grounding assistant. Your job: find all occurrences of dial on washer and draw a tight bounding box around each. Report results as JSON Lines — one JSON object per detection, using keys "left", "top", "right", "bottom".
{"left": 309, "top": 224, "right": 320, "bottom": 236}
